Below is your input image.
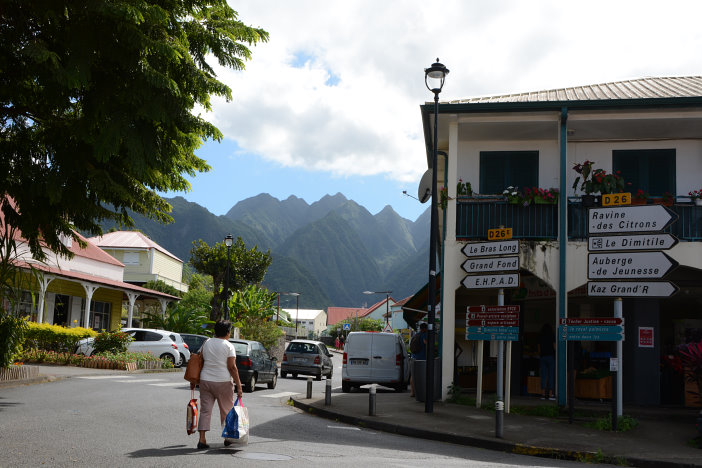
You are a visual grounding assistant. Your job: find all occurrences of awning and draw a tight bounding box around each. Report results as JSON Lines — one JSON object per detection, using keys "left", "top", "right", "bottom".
{"left": 401, "top": 274, "right": 441, "bottom": 328}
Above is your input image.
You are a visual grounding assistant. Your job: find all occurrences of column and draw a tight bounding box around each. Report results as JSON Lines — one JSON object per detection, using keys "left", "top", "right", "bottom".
{"left": 80, "top": 282, "right": 98, "bottom": 329}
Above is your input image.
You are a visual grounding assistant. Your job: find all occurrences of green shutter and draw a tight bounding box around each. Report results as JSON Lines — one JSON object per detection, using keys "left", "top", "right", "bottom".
{"left": 480, "top": 151, "right": 538, "bottom": 194}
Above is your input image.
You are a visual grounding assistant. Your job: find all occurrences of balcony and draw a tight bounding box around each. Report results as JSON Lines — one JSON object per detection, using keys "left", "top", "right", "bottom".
{"left": 455, "top": 197, "right": 702, "bottom": 241}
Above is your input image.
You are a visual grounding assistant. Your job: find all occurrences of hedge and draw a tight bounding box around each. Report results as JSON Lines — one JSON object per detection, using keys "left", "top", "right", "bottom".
{"left": 23, "top": 323, "right": 98, "bottom": 353}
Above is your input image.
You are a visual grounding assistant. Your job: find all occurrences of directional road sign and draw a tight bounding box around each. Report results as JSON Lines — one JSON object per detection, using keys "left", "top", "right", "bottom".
{"left": 462, "top": 273, "right": 519, "bottom": 289}
{"left": 587, "top": 281, "right": 679, "bottom": 297}
{"left": 562, "top": 325, "right": 624, "bottom": 334}
{"left": 588, "top": 252, "right": 678, "bottom": 279}
{"left": 461, "top": 256, "right": 519, "bottom": 274}
{"left": 560, "top": 317, "right": 624, "bottom": 326}
{"left": 559, "top": 332, "right": 625, "bottom": 342}
{"left": 588, "top": 233, "right": 678, "bottom": 252}
{"left": 461, "top": 240, "right": 519, "bottom": 258}
{"left": 467, "top": 326, "right": 520, "bottom": 334}
{"left": 466, "top": 333, "right": 520, "bottom": 341}
{"left": 588, "top": 205, "right": 677, "bottom": 234}
{"left": 467, "top": 318, "right": 519, "bottom": 327}
{"left": 468, "top": 305, "right": 521, "bottom": 313}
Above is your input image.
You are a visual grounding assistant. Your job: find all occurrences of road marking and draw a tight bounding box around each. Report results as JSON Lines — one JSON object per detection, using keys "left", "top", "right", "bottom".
{"left": 149, "top": 382, "right": 187, "bottom": 387}
{"left": 112, "top": 379, "right": 165, "bottom": 383}
{"left": 327, "top": 426, "right": 360, "bottom": 431}
{"left": 260, "top": 391, "right": 299, "bottom": 398}
{"left": 77, "top": 376, "right": 135, "bottom": 380}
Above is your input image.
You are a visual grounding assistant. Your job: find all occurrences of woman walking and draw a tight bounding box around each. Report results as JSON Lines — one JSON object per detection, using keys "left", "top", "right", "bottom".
{"left": 191, "top": 320, "right": 243, "bottom": 449}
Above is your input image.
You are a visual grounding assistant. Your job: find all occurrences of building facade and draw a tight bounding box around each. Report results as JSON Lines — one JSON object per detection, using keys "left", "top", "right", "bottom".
{"left": 420, "top": 76, "right": 702, "bottom": 407}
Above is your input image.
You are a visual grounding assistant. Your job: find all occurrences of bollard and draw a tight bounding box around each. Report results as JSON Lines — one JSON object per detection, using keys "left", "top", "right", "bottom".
{"left": 325, "top": 378, "right": 332, "bottom": 406}
{"left": 306, "top": 376, "right": 313, "bottom": 399}
{"left": 369, "top": 384, "right": 376, "bottom": 416}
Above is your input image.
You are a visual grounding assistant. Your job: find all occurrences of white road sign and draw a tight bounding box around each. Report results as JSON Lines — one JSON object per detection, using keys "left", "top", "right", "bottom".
{"left": 588, "top": 205, "right": 677, "bottom": 234}
{"left": 587, "top": 281, "right": 679, "bottom": 297}
{"left": 588, "top": 252, "right": 678, "bottom": 279}
{"left": 461, "top": 256, "right": 519, "bottom": 274}
{"left": 461, "top": 240, "right": 519, "bottom": 258}
{"left": 588, "top": 233, "right": 678, "bottom": 251}
{"left": 462, "top": 273, "right": 520, "bottom": 289}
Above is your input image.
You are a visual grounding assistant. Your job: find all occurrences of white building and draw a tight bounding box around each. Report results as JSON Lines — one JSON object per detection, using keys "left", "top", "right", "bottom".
{"left": 283, "top": 308, "right": 328, "bottom": 338}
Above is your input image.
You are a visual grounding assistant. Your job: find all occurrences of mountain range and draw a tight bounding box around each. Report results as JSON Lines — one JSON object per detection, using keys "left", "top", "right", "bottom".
{"left": 98, "top": 193, "right": 430, "bottom": 309}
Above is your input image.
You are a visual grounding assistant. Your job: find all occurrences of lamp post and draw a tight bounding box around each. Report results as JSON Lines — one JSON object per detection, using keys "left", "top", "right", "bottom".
{"left": 223, "top": 234, "right": 233, "bottom": 321}
{"left": 276, "top": 291, "right": 300, "bottom": 325}
{"left": 424, "top": 58, "right": 448, "bottom": 413}
{"left": 292, "top": 293, "right": 300, "bottom": 336}
{"left": 363, "top": 290, "right": 392, "bottom": 326}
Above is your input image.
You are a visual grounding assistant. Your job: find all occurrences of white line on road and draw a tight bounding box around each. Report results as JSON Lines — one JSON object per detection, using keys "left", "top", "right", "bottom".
{"left": 77, "top": 376, "right": 135, "bottom": 380}
{"left": 260, "top": 391, "right": 299, "bottom": 398}
{"left": 327, "top": 426, "right": 360, "bottom": 431}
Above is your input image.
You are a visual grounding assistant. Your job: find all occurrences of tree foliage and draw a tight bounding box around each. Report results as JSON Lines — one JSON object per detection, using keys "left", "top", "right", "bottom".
{"left": 0, "top": 0, "right": 268, "bottom": 260}
{"left": 190, "top": 237, "right": 271, "bottom": 321}
{"left": 143, "top": 280, "right": 181, "bottom": 299}
{"left": 229, "top": 285, "right": 282, "bottom": 351}
{"left": 328, "top": 317, "right": 383, "bottom": 335}
{"left": 141, "top": 279, "right": 213, "bottom": 334}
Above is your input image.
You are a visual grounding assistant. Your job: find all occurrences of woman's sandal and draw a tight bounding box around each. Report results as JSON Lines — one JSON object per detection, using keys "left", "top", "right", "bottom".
{"left": 197, "top": 441, "right": 210, "bottom": 450}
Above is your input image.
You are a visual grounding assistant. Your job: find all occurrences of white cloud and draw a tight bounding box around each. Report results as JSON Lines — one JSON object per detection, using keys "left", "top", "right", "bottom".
{"left": 205, "top": 0, "right": 702, "bottom": 184}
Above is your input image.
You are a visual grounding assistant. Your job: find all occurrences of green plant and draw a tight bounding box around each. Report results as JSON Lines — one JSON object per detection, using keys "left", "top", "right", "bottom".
{"left": 572, "top": 160, "right": 627, "bottom": 195}
{"left": 456, "top": 179, "right": 472, "bottom": 196}
{"left": 93, "top": 329, "right": 132, "bottom": 354}
{"left": 23, "top": 322, "right": 97, "bottom": 353}
{"left": 503, "top": 186, "right": 523, "bottom": 204}
{"left": 663, "top": 191, "right": 675, "bottom": 204}
{"left": 633, "top": 189, "right": 649, "bottom": 202}
{"left": 679, "top": 341, "right": 702, "bottom": 400}
{"left": 439, "top": 186, "right": 448, "bottom": 209}
{"left": 689, "top": 189, "right": 702, "bottom": 201}
{"left": 586, "top": 413, "right": 639, "bottom": 432}
{"left": 0, "top": 311, "right": 27, "bottom": 368}
{"left": 447, "top": 383, "right": 462, "bottom": 403}
{"left": 523, "top": 187, "right": 559, "bottom": 205}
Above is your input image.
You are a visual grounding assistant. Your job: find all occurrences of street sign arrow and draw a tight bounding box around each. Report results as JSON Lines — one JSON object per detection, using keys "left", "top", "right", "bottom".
{"left": 588, "top": 205, "right": 677, "bottom": 234}
{"left": 587, "top": 281, "right": 679, "bottom": 297}
{"left": 462, "top": 273, "right": 520, "bottom": 289}
{"left": 588, "top": 252, "right": 678, "bottom": 279}
{"left": 461, "top": 240, "right": 519, "bottom": 258}
{"left": 461, "top": 256, "right": 519, "bottom": 274}
{"left": 588, "top": 233, "right": 678, "bottom": 252}
{"left": 468, "top": 305, "right": 521, "bottom": 313}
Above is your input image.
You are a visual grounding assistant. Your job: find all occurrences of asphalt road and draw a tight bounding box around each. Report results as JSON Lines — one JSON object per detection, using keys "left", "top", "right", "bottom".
{"left": 0, "top": 358, "right": 596, "bottom": 467}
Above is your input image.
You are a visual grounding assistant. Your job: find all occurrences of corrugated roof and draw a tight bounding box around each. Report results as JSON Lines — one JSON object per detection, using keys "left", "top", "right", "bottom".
{"left": 450, "top": 76, "right": 702, "bottom": 104}
{"left": 89, "top": 231, "right": 182, "bottom": 262}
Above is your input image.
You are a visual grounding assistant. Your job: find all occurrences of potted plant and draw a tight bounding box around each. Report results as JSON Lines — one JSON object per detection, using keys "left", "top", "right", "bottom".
{"left": 678, "top": 341, "right": 702, "bottom": 423}
{"left": 522, "top": 187, "right": 559, "bottom": 205}
{"left": 503, "top": 186, "right": 523, "bottom": 204}
{"left": 652, "top": 191, "right": 675, "bottom": 206}
{"left": 690, "top": 189, "right": 702, "bottom": 206}
{"left": 439, "top": 186, "right": 448, "bottom": 210}
{"left": 456, "top": 179, "right": 473, "bottom": 197}
{"left": 572, "top": 160, "right": 627, "bottom": 206}
{"left": 632, "top": 189, "right": 649, "bottom": 205}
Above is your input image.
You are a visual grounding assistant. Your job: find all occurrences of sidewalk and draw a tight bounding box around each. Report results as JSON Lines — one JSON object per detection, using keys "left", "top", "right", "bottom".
{"left": 291, "top": 384, "right": 702, "bottom": 468}
{"left": 0, "top": 364, "right": 179, "bottom": 389}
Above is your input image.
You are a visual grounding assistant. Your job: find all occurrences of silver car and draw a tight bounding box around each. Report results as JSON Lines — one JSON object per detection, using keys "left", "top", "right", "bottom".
{"left": 281, "top": 339, "right": 333, "bottom": 380}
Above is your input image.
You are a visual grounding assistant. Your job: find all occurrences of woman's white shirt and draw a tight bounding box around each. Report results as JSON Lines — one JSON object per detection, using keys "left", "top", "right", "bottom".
{"left": 199, "top": 338, "right": 237, "bottom": 382}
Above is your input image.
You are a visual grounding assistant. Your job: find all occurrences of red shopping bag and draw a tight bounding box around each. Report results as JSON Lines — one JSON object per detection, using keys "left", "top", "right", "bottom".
{"left": 186, "top": 390, "right": 198, "bottom": 435}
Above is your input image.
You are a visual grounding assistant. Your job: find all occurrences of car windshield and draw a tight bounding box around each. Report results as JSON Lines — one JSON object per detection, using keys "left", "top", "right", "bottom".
{"left": 287, "top": 342, "right": 317, "bottom": 354}
{"left": 230, "top": 342, "right": 248, "bottom": 355}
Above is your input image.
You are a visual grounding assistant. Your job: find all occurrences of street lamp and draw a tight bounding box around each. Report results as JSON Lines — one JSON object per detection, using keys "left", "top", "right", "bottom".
{"left": 424, "top": 58, "right": 448, "bottom": 413}
{"left": 276, "top": 291, "right": 299, "bottom": 324}
{"left": 363, "top": 290, "right": 392, "bottom": 326}
{"left": 291, "top": 293, "right": 300, "bottom": 336}
{"left": 223, "top": 234, "right": 233, "bottom": 321}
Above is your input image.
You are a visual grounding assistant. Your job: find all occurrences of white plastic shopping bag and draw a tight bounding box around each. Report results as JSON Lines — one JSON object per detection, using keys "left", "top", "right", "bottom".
{"left": 221, "top": 397, "right": 249, "bottom": 445}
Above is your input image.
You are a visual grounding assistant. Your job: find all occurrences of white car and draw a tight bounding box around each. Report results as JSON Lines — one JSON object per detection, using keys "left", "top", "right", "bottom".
{"left": 75, "top": 328, "right": 186, "bottom": 366}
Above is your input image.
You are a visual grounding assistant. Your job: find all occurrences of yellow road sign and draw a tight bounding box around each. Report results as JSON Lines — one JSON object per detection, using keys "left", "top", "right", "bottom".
{"left": 488, "top": 227, "right": 512, "bottom": 240}
{"left": 602, "top": 192, "right": 631, "bottom": 206}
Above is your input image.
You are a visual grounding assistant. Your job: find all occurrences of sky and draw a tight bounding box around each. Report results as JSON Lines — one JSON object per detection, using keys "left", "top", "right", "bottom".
{"left": 167, "top": 0, "right": 702, "bottom": 222}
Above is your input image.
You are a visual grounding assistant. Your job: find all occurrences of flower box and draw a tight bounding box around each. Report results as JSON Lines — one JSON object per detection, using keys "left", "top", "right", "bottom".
{"left": 527, "top": 376, "right": 542, "bottom": 395}
{"left": 574, "top": 376, "right": 612, "bottom": 399}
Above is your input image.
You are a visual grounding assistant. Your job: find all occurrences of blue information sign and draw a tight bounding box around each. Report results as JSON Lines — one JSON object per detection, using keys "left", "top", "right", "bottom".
{"left": 561, "top": 325, "right": 624, "bottom": 334}
{"left": 467, "top": 326, "right": 520, "bottom": 334}
{"left": 466, "top": 333, "right": 520, "bottom": 341}
{"left": 559, "top": 332, "right": 624, "bottom": 342}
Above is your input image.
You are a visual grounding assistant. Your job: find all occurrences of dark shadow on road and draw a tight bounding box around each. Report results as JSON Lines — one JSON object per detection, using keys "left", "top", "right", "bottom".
{"left": 126, "top": 444, "right": 244, "bottom": 459}
{"left": 0, "top": 397, "right": 23, "bottom": 412}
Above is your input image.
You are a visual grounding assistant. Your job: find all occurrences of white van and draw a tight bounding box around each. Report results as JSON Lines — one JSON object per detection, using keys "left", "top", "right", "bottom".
{"left": 341, "top": 332, "right": 410, "bottom": 392}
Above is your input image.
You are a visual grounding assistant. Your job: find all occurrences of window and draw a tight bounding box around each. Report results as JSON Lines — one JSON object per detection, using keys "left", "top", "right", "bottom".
{"left": 89, "top": 301, "right": 111, "bottom": 330}
{"left": 613, "top": 149, "right": 676, "bottom": 196}
{"left": 123, "top": 251, "right": 140, "bottom": 265}
{"left": 479, "top": 151, "right": 539, "bottom": 194}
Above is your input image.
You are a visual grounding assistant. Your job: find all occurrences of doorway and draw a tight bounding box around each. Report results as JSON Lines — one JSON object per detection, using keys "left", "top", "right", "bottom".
{"left": 53, "top": 295, "right": 69, "bottom": 326}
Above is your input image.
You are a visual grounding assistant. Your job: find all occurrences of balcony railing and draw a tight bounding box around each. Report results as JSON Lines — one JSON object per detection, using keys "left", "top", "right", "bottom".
{"left": 455, "top": 197, "right": 702, "bottom": 241}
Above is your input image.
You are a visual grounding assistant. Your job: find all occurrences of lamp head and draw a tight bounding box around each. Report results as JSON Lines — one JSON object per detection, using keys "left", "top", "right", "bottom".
{"left": 224, "top": 234, "right": 233, "bottom": 247}
{"left": 424, "top": 58, "right": 449, "bottom": 94}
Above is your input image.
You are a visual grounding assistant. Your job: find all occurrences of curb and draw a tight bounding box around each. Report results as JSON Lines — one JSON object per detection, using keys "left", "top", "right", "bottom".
{"left": 0, "top": 367, "right": 181, "bottom": 389}
{"left": 289, "top": 397, "right": 699, "bottom": 468}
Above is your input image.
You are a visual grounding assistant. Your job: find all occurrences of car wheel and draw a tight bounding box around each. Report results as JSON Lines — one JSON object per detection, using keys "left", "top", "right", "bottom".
{"left": 292, "top": 373, "right": 298, "bottom": 379}
{"left": 178, "top": 353, "right": 186, "bottom": 368}
{"left": 267, "top": 373, "right": 277, "bottom": 389}
{"left": 327, "top": 367, "right": 333, "bottom": 379}
{"left": 160, "top": 353, "right": 176, "bottom": 365}
{"left": 281, "top": 371, "right": 288, "bottom": 378}
{"left": 342, "top": 381, "right": 351, "bottom": 393}
{"left": 245, "top": 374, "right": 257, "bottom": 393}
{"left": 315, "top": 373, "right": 322, "bottom": 381}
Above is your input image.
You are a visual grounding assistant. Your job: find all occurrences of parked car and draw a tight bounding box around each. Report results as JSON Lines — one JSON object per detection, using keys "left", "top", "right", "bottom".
{"left": 342, "top": 331, "right": 409, "bottom": 393}
{"left": 228, "top": 339, "right": 278, "bottom": 392}
{"left": 75, "top": 328, "right": 184, "bottom": 366}
{"left": 170, "top": 332, "right": 191, "bottom": 367}
{"left": 180, "top": 333, "right": 209, "bottom": 354}
{"left": 281, "top": 339, "right": 333, "bottom": 380}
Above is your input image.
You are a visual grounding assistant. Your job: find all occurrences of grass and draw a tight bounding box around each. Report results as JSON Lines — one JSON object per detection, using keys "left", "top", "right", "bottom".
{"left": 686, "top": 436, "right": 702, "bottom": 449}
{"left": 584, "top": 413, "right": 639, "bottom": 432}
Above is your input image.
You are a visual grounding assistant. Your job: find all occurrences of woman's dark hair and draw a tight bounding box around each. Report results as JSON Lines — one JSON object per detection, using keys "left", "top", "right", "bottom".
{"left": 214, "top": 320, "right": 232, "bottom": 338}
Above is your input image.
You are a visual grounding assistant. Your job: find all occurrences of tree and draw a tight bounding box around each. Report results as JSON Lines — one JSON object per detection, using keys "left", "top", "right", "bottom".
{"left": 329, "top": 317, "right": 383, "bottom": 336}
{"left": 143, "top": 280, "right": 181, "bottom": 299}
{"left": 229, "top": 285, "right": 282, "bottom": 351}
{"left": 189, "top": 238, "right": 271, "bottom": 321}
{"left": 0, "top": 0, "right": 268, "bottom": 260}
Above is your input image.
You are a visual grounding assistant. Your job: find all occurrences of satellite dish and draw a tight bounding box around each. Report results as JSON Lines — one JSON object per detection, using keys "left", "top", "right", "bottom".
{"left": 417, "top": 169, "right": 432, "bottom": 203}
